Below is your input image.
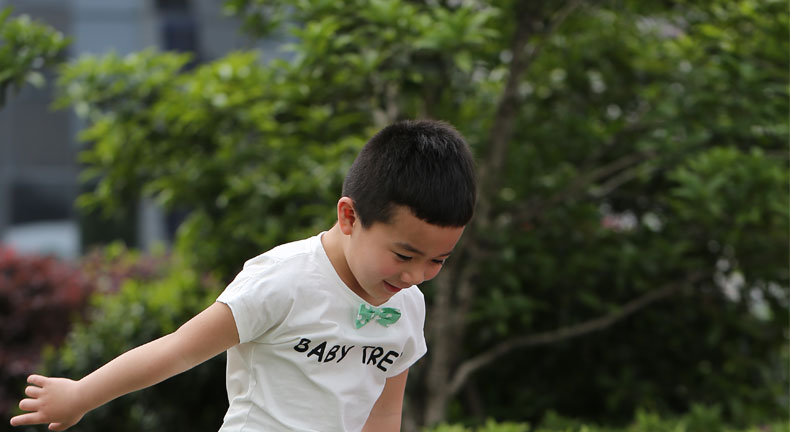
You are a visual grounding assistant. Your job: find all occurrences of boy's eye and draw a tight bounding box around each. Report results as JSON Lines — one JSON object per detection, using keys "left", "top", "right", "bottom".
{"left": 432, "top": 259, "right": 446, "bottom": 265}
{"left": 394, "top": 252, "right": 412, "bottom": 261}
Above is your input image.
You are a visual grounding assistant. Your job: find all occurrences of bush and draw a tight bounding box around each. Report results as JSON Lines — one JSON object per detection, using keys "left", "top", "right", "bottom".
{"left": 0, "top": 247, "right": 93, "bottom": 421}
{"left": 11, "top": 247, "right": 225, "bottom": 432}
{"left": 78, "top": 243, "right": 168, "bottom": 294}
{"left": 425, "top": 411, "right": 790, "bottom": 432}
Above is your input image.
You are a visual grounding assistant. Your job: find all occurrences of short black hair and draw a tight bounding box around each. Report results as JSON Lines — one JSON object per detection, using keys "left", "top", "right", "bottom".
{"left": 342, "top": 119, "right": 477, "bottom": 228}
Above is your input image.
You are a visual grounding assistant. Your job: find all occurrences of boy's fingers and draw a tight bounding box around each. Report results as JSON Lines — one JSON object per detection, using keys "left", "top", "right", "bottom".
{"left": 49, "top": 422, "right": 67, "bottom": 431}
{"left": 9, "top": 412, "right": 45, "bottom": 426}
{"left": 27, "top": 374, "right": 47, "bottom": 386}
{"left": 18, "top": 397, "right": 40, "bottom": 411}
{"left": 25, "top": 385, "right": 43, "bottom": 397}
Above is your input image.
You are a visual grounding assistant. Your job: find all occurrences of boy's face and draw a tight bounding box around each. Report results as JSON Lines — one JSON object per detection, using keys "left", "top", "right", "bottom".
{"left": 342, "top": 203, "right": 465, "bottom": 306}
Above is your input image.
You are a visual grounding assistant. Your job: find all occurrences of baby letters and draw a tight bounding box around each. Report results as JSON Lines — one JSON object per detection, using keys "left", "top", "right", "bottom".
{"left": 293, "top": 338, "right": 400, "bottom": 372}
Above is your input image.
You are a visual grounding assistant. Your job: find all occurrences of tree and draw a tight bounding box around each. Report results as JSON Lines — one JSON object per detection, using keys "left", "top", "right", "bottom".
{"left": 52, "top": 0, "right": 787, "bottom": 428}
{"left": 0, "top": 7, "right": 68, "bottom": 107}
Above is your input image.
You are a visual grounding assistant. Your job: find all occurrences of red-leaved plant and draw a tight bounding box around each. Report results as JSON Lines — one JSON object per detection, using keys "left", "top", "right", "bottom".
{"left": 0, "top": 244, "right": 170, "bottom": 420}
{"left": 0, "top": 247, "right": 94, "bottom": 417}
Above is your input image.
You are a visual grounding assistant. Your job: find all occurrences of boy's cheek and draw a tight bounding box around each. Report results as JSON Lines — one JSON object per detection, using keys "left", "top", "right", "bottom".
{"left": 425, "top": 266, "right": 442, "bottom": 282}
{"left": 378, "top": 263, "right": 401, "bottom": 279}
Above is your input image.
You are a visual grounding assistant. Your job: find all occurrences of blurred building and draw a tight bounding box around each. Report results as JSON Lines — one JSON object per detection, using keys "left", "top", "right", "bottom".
{"left": 0, "top": 0, "right": 257, "bottom": 259}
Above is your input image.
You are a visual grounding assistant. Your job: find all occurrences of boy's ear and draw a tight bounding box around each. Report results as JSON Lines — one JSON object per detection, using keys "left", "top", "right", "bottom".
{"left": 337, "top": 197, "right": 357, "bottom": 235}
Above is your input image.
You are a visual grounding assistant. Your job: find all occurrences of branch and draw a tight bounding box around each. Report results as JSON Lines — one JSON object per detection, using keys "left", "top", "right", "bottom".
{"left": 588, "top": 159, "right": 657, "bottom": 199}
{"left": 464, "top": 0, "right": 590, "bottom": 326}
{"left": 476, "top": 0, "right": 588, "bottom": 231}
{"left": 437, "top": 0, "right": 545, "bottom": 357}
{"left": 371, "top": 81, "right": 400, "bottom": 127}
{"left": 507, "top": 100, "right": 657, "bottom": 225}
{"left": 514, "top": 148, "right": 656, "bottom": 225}
{"left": 442, "top": 0, "right": 592, "bottom": 387}
{"left": 447, "top": 271, "right": 706, "bottom": 396}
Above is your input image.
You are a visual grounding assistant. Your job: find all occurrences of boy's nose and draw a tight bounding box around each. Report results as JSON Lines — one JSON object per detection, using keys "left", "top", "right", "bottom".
{"left": 400, "top": 268, "right": 424, "bottom": 286}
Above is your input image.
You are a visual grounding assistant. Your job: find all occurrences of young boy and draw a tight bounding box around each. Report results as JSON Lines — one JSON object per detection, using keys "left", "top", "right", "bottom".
{"left": 9, "top": 119, "right": 477, "bottom": 431}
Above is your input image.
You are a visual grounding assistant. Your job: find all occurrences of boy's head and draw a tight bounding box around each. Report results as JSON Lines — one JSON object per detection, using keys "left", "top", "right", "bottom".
{"left": 342, "top": 120, "right": 477, "bottom": 228}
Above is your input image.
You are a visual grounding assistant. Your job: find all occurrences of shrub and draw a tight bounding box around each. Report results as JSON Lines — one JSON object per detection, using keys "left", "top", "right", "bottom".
{"left": 78, "top": 243, "right": 168, "bottom": 294}
{"left": 0, "top": 247, "right": 93, "bottom": 421}
{"left": 423, "top": 412, "right": 790, "bottom": 432}
{"left": 12, "top": 248, "right": 225, "bottom": 432}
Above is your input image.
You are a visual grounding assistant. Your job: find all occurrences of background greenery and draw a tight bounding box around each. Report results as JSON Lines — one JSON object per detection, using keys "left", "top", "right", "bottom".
{"left": 0, "top": 8, "right": 67, "bottom": 105}
{"left": 1, "top": 0, "right": 787, "bottom": 430}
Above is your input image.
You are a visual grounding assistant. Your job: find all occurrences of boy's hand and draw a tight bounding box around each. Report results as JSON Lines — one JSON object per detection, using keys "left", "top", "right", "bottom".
{"left": 10, "top": 374, "right": 86, "bottom": 431}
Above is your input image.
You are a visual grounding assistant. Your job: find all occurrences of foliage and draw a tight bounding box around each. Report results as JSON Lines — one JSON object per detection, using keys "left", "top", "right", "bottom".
{"left": 50, "top": 0, "right": 788, "bottom": 427}
{"left": 79, "top": 243, "right": 169, "bottom": 294}
{"left": 0, "top": 248, "right": 93, "bottom": 426}
{"left": 56, "top": 49, "right": 363, "bottom": 277}
{"left": 429, "top": 419, "right": 529, "bottom": 432}
{"left": 11, "top": 247, "right": 224, "bottom": 432}
{"left": 451, "top": 0, "right": 788, "bottom": 424}
{"left": 426, "top": 409, "right": 790, "bottom": 432}
{"left": 0, "top": 7, "right": 69, "bottom": 106}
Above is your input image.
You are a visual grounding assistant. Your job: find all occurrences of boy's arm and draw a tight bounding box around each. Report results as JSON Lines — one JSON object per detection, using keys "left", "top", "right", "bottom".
{"left": 361, "top": 369, "right": 409, "bottom": 432}
{"left": 9, "top": 302, "right": 239, "bottom": 431}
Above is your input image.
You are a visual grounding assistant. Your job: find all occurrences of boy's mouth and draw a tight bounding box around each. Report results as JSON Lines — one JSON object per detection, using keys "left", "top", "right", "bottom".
{"left": 383, "top": 281, "right": 403, "bottom": 294}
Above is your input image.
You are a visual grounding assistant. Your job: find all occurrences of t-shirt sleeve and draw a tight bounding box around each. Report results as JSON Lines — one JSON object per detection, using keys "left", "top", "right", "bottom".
{"left": 217, "top": 257, "right": 292, "bottom": 344}
{"left": 386, "top": 290, "right": 428, "bottom": 378}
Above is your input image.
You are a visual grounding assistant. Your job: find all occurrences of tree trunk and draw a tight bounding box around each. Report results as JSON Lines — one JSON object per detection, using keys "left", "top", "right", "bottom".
{"left": 420, "top": 1, "right": 589, "bottom": 425}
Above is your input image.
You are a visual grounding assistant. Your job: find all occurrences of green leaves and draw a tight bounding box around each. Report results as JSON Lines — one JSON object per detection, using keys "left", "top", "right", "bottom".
{"left": 669, "top": 147, "right": 786, "bottom": 222}
{"left": 0, "top": 8, "right": 69, "bottom": 106}
{"left": 667, "top": 146, "right": 788, "bottom": 285}
{"left": 57, "top": 47, "right": 368, "bottom": 276}
{"left": 425, "top": 410, "right": 789, "bottom": 432}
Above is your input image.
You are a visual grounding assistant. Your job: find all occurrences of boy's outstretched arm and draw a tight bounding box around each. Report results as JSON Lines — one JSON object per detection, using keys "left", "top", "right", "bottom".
{"left": 9, "top": 302, "right": 239, "bottom": 431}
{"left": 362, "top": 369, "right": 409, "bottom": 432}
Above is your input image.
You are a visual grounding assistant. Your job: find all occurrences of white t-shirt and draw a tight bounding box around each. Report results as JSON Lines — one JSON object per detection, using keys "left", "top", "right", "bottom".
{"left": 216, "top": 233, "right": 428, "bottom": 431}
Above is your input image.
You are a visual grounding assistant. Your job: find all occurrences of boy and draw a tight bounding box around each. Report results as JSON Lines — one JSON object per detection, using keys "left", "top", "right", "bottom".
{"left": 10, "top": 119, "right": 477, "bottom": 431}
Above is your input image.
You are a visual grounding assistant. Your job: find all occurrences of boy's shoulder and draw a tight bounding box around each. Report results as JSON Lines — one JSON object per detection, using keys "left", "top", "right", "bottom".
{"left": 265, "top": 236, "right": 317, "bottom": 260}
{"left": 242, "top": 235, "right": 319, "bottom": 270}
{"left": 398, "top": 284, "right": 426, "bottom": 315}
{"left": 224, "top": 235, "right": 324, "bottom": 303}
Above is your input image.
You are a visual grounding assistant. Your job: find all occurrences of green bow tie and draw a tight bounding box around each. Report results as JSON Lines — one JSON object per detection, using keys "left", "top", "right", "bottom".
{"left": 355, "top": 303, "right": 401, "bottom": 329}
